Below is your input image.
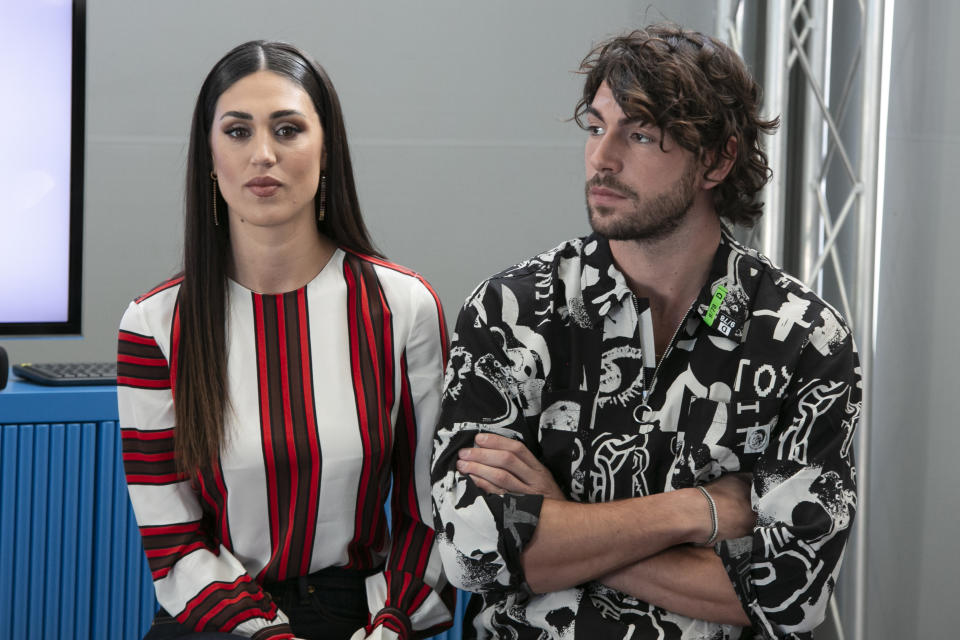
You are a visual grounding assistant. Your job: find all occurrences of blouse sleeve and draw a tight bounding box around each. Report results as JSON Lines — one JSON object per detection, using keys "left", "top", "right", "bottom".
{"left": 362, "top": 279, "right": 455, "bottom": 640}
{"left": 118, "top": 300, "right": 294, "bottom": 640}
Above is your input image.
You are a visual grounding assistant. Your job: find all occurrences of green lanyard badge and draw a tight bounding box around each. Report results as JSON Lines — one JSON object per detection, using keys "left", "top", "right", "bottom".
{"left": 704, "top": 285, "right": 728, "bottom": 327}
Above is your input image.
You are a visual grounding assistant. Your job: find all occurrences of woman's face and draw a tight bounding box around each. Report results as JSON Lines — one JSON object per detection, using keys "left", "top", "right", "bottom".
{"left": 210, "top": 70, "right": 325, "bottom": 232}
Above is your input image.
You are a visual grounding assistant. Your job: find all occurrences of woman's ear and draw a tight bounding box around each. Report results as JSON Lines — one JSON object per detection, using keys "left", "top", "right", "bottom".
{"left": 703, "top": 136, "right": 737, "bottom": 189}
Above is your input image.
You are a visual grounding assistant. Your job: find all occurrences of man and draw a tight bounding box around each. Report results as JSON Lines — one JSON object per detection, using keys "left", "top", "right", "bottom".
{"left": 431, "top": 25, "right": 860, "bottom": 640}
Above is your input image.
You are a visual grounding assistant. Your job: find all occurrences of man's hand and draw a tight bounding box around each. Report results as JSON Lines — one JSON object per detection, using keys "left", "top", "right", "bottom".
{"left": 701, "top": 473, "right": 756, "bottom": 543}
{"left": 456, "top": 433, "right": 566, "bottom": 501}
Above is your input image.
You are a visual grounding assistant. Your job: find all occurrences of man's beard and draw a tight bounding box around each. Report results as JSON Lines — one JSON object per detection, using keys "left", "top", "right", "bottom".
{"left": 586, "top": 160, "right": 699, "bottom": 242}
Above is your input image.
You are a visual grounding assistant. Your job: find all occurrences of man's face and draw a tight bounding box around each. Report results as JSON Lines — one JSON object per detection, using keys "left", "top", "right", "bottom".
{"left": 584, "top": 82, "right": 701, "bottom": 242}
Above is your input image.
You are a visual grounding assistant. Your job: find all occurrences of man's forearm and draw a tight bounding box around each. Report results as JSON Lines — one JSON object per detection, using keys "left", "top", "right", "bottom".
{"left": 520, "top": 491, "right": 706, "bottom": 594}
{"left": 600, "top": 545, "right": 750, "bottom": 626}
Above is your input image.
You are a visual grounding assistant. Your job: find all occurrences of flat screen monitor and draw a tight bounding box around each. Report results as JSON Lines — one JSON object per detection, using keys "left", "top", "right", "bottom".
{"left": 0, "top": 0, "right": 85, "bottom": 335}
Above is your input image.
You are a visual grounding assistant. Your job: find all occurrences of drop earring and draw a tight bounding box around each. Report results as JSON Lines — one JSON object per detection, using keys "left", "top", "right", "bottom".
{"left": 318, "top": 173, "right": 326, "bottom": 222}
{"left": 210, "top": 171, "right": 219, "bottom": 226}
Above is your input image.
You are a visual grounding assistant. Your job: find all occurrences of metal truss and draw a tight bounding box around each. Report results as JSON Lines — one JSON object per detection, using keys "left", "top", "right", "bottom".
{"left": 716, "top": 2, "right": 893, "bottom": 639}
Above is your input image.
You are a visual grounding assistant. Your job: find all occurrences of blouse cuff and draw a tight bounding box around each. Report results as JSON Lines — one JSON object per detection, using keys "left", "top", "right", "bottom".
{"left": 249, "top": 623, "right": 295, "bottom": 640}
{"left": 368, "top": 607, "right": 413, "bottom": 640}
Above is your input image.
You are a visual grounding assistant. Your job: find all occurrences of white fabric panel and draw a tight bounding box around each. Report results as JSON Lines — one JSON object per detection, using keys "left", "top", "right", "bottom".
{"left": 222, "top": 285, "right": 272, "bottom": 573}
{"left": 126, "top": 481, "right": 204, "bottom": 527}
{"left": 307, "top": 250, "right": 366, "bottom": 568}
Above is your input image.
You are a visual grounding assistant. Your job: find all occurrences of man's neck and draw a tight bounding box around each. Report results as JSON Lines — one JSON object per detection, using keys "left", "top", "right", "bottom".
{"left": 608, "top": 207, "right": 722, "bottom": 353}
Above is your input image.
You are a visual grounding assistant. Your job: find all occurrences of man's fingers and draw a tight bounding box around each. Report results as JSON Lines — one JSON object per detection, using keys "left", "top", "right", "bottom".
{"left": 475, "top": 433, "right": 542, "bottom": 468}
{"left": 469, "top": 474, "right": 507, "bottom": 496}
{"left": 458, "top": 459, "right": 528, "bottom": 494}
{"left": 459, "top": 444, "right": 540, "bottom": 486}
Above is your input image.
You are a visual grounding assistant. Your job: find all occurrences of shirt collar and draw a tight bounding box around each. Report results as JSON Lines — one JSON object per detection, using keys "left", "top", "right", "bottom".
{"left": 579, "top": 234, "right": 634, "bottom": 327}
{"left": 578, "top": 227, "right": 763, "bottom": 340}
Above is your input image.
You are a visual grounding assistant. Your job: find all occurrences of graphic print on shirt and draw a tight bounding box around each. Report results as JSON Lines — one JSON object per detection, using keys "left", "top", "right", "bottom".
{"left": 432, "top": 229, "right": 861, "bottom": 640}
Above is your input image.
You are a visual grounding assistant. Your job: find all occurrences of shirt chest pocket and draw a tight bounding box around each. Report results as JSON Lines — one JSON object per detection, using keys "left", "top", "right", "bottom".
{"left": 671, "top": 396, "right": 783, "bottom": 487}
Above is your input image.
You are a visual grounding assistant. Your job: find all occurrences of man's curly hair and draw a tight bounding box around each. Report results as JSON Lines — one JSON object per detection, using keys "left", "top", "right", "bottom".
{"left": 575, "top": 25, "right": 779, "bottom": 227}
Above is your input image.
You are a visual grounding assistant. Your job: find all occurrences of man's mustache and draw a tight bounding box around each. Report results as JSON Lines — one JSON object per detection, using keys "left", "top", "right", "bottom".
{"left": 585, "top": 174, "right": 639, "bottom": 200}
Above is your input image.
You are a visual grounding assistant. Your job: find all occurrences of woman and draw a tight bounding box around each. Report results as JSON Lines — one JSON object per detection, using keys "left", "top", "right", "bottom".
{"left": 117, "top": 41, "right": 453, "bottom": 640}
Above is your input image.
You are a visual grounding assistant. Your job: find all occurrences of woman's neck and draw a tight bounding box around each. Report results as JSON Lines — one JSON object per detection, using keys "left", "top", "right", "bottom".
{"left": 228, "top": 215, "right": 337, "bottom": 294}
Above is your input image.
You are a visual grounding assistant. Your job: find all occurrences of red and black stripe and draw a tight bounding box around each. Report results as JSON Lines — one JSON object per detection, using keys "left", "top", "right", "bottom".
{"left": 368, "top": 606, "right": 412, "bottom": 639}
{"left": 169, "top": 294, "right": 181, "bottom": 396}
{"left": 117, "top": 330, "right": 171, "bottom": 389}
{"left": 253, "top": 288, "right": 322, "bottom": 582}
{"left": 196, "top": 459, "right": 235, "bottom": 553}
{"left": 374, "top": 571, "right": 455, "bottom": 639}
{"left": 121, "top": 427, "right": 185, "bottom": 485}
{"left": 343, "top": 255, "right": 395, "bottom": 568}
{"left": 341, "top": 249, "right": 448, "bottom": 361}
{"left": 177, "top": 575, "right": 282, "bottom": 632}
{"left": 250, "top": 626, "right": 295, "bottom": 640}
{"left": 139, "top": 520, "right": 213, "bottom": 579}
{"left": 387, "top": 356, "right": 436, "bottom": 582}
{"left": 342, "top": 252, "right": 455, "bottom": 629}
{"left": 135, "top": 276, "right": 184, "bottom": 304}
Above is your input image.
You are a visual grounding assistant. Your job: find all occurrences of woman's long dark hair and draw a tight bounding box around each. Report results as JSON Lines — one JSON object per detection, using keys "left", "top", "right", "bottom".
{"left": 177, "top": 41, "right": 380, "bottom": 472}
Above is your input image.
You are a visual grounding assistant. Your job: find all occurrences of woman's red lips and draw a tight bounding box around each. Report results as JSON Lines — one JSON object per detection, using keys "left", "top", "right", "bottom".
{"left": 246, "top": 176, "right": 282, "bottom": 197}
{"left": 246, "top": 176, "right": 282, "bottom": 187}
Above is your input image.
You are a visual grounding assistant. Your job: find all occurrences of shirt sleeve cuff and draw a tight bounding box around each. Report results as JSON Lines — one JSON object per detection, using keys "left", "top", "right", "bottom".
{"left": 716, "top": 535, "right": 768, "bottom": 633}
{"left": 495, "top": 492, "right": 544, "bottom": 594}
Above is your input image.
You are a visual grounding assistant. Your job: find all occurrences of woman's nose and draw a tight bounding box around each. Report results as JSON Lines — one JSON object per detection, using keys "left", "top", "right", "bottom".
{"left": 251, "top": 133, "right": 277, "bottom": 167}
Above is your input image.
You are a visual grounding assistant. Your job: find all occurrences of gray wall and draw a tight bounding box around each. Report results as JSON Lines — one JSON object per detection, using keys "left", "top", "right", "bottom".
{"left": 3, "top": 0, "right": 714, "bottom": 365}
{"left": 866, "top": 0, "right": 960, "bottom": 636}
{"left": 15, "top": 2, "right": 959, "bottom": 637}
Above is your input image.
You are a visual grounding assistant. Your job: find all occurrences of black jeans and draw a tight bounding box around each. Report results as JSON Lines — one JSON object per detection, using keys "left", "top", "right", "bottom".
{"left": 143, "top": 566, "right": 377, "bottom": 640}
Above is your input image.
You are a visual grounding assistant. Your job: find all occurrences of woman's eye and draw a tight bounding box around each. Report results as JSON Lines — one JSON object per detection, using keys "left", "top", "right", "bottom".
{"left": 275, "top": 125, "right": 300, "bottom": 138}
{"left": 225, "top": 127, "right": 249, "bottom": 139}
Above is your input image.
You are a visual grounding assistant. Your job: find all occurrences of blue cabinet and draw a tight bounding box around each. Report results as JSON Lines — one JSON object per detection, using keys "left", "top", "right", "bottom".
{"left": 0, "top": 374, "right": 154, "bottom": 640}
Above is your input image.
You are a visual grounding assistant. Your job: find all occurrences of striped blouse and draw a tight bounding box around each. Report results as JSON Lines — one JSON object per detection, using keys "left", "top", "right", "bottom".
{"left": 117, "top": 249, "right": 454, "bottom": 640}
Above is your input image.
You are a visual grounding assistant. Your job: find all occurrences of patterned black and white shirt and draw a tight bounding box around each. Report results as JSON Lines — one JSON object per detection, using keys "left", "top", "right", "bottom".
{"left": 431, "top": 228, "right": 860, "bottom": 639}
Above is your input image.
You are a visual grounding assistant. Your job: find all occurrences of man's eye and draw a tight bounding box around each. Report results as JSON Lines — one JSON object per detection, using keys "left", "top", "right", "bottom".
{"left": 588, "top": 125, "right": 605, "bottom": 136}
{"left": 630, "top": 132, "right": 653, "bottom": 143}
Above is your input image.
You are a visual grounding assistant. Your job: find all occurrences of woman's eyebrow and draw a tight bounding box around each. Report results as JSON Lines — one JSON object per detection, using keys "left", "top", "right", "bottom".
{"left": 219, "top": 109, "right": 306, "bottom": 120}
{"left": 220, "top": 110, "right": 252, "bottom": 120}
{"left": 270, "top": 109, "right": 305, "bottom": 119}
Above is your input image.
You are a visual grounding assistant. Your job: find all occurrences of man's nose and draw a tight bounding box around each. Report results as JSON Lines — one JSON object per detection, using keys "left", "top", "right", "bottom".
{"left": 587, "top": 133, "right": 623, "bottom": 175}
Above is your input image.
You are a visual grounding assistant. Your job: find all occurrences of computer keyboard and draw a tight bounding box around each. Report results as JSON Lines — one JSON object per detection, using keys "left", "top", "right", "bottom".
{"left": 13, "top": 361, "right": 117, "bottom": 386}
